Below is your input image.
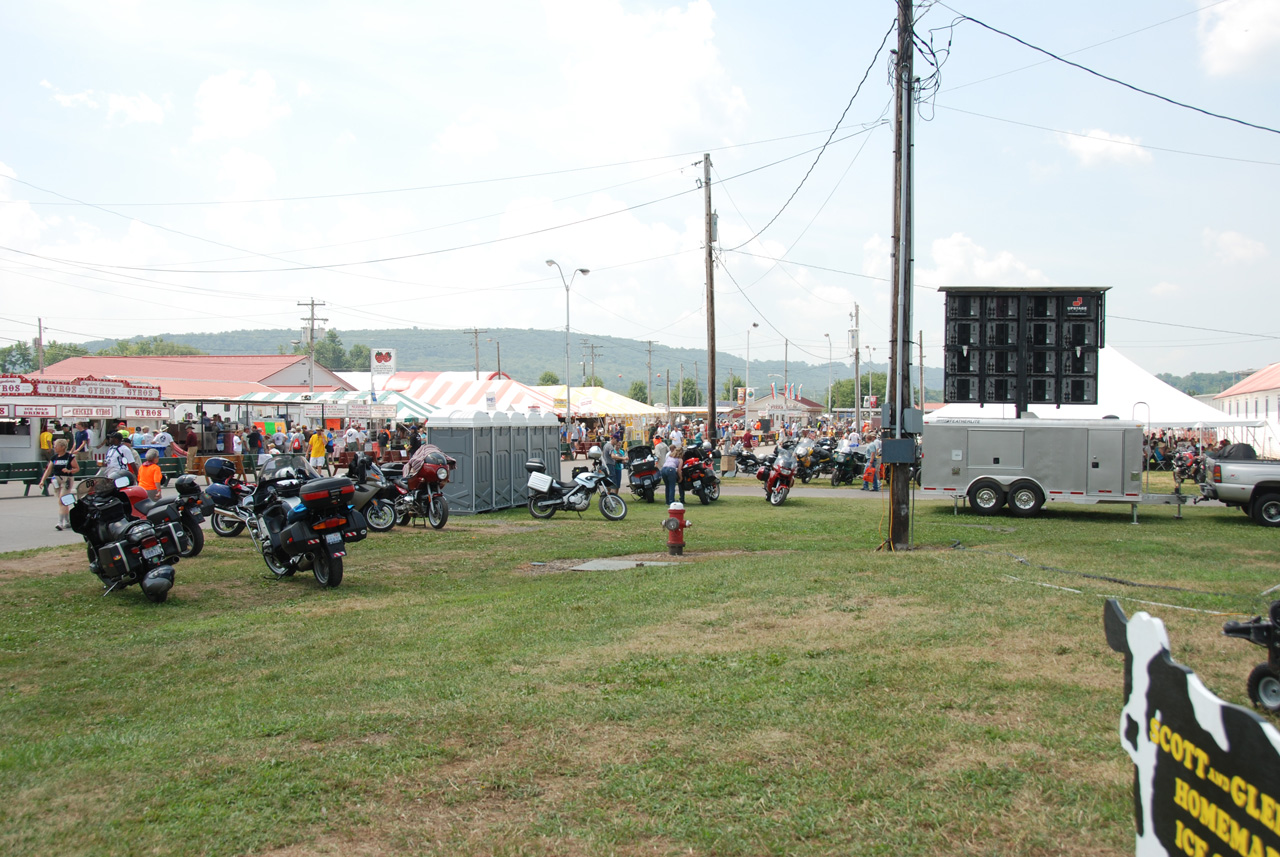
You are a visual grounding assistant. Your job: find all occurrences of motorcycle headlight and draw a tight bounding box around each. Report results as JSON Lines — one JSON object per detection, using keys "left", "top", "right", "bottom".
{"left": 437, "top": 466, "right": 449, "bottom": 481}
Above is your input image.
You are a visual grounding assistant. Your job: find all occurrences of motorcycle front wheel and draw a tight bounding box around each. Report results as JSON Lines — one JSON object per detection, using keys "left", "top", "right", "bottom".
{"left": 180, "top": 522, "right": 205, "bottom": 557}
{"left": 769, "top": 486, "right": 788, "bottom": 506}
{"left": 599, "top": 492, "right": 627, "bottom": 521}
{"left": 313, "top": 551, "right": 343, "bottom": 588}
{"left": 365, "top": 500, "right": 396, "bottom": 532}
{"left": 211, "top": 514, "right": 244, "bottom": 538}
{"left": 427, "top": 496, "right": 449, "bottom": 530}
{"left": 528, "top": 496, "right": 556, "bottom": 519}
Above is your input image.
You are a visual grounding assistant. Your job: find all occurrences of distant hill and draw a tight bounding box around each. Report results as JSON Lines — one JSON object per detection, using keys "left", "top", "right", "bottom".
{"left": 81, "top": 327, "right": 944, "bottom": 399}
{"left": 1156, "top": 370, "right": 1253, "bottom": 397}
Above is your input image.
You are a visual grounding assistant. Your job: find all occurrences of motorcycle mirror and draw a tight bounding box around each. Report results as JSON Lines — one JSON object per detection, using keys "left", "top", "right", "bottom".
{"left": 60, "top": 494, "right": 76, "bottom": 507}
{"left": 114, "top": 475, "right": 132, "bottom": 488}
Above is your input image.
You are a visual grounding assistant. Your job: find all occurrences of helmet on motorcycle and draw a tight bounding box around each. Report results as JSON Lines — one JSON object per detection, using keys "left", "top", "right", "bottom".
{"left": 587, "top": 445, "right": 602, "bottom": 460}
{"left": 174, "top": 474, "right": 201, "bottom": 496}
{"left": 203, "top": 457, "right": 237, "bottom": 485}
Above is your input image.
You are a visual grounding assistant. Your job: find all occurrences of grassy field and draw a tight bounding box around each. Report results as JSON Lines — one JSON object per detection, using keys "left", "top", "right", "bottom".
{"left": 0, "top": 491, "right": 1274, "bottom": 856}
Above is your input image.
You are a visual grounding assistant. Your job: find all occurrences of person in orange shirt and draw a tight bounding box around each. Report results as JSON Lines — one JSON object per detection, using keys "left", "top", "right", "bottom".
{"left": 138, "top": 449, "right": 164, "bottom": 500}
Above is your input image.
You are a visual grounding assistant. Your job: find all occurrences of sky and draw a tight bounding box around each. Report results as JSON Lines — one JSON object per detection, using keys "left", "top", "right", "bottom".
{"left": 0, "top": 0, "right": 1277, "bottom": 380}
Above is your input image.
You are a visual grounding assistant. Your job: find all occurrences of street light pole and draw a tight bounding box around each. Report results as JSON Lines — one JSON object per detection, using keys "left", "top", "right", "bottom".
{"left": 546, "top": 260, "right": 589, "bottom": 432}
{"left": 824, "top": 333, "right": 832, "bottom": 417}
{"left": 745, "top": 322, "right": 758, "bottom": 431}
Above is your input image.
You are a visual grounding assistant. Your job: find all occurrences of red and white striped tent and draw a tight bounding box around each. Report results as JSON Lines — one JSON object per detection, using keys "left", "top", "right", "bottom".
{"left": 383, "top": 372, "right": 556, "bottom": 415}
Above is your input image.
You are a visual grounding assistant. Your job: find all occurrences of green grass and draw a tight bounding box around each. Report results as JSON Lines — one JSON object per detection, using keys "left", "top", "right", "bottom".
{"left": 0, "top": 495, "right": 1274, "bottom": 856}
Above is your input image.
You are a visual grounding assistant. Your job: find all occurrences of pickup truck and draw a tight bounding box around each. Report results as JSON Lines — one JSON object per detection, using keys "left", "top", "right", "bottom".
{"left": 1198, "top": 444, "right": 1280, "bottom": 526}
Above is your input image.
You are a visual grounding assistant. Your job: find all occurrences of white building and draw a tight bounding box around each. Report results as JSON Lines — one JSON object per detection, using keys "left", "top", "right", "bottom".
{"left": 1213, "top": 362, "right": 1280, "bottom": 456}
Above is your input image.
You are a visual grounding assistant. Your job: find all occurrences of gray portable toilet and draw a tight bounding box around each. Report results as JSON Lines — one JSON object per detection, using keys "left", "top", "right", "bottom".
{"left": 428, "top": 409, "right": 560, "bottom": 514}
{"left": 427, "top": 410, "right": 485, "bottom": 515}
{"left": 514, "top": 409, "right": 562, "bottom": 507}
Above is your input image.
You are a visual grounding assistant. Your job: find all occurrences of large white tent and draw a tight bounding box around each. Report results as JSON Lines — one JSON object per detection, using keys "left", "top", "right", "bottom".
{"left": 927, "top": 349, "right": 1264, "bottom": 429}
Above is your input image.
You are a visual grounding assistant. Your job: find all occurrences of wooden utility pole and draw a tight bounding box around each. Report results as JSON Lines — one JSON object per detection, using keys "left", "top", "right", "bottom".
{"left": 37, "top": 317, "right": 45, "bottom": 374}
{"left": 703, "top": 154, "right": 718, "bottom": 441}
{"left": 918, "top": 330, "right": 925, "bottom": 408}
{"left": 467, "top": 328, "right": 489, "bottom": 380}
{"left": 646, "top": 341, "right": 654, "bottom": 405}
{"left": 886, "top": 0, "right": 915, "bottom": 550}
{"left": 298, "top": 299, "right": 327, "bottom": 395}
{"left": 853, "top": 304, "right": 861, "bottom": 431}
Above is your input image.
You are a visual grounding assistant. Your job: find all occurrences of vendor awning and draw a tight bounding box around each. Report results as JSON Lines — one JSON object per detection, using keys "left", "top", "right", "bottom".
{"left": 388, "top": 376, "right": 556, "bottom": 414}
{"left": 236, "top": 390, "right": 436, "bottom": 422}
{"left": 532, "top": 386, "right": 662, "bottom": 418}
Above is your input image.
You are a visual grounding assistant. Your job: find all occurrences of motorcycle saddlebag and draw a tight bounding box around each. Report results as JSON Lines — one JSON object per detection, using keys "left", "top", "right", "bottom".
{"left": 156, "top": 520, "right": 189, "bottom": 558}
{"left": 341, "top": 507, "right": 367, "bottom": 544}
{"left": 97, "top": 541, "right": 134, "bottom": 578}
{"left": 755, "top": 468, "right": 767, "bottom": 482}
{"left": 145, "top": 503, "right": 179, "bottom": 527}
{"left": 298, "top": 477, "right": 356, "bottom": 514}
{"left": 277, "top": 521, "right": 319, "bottom": 556}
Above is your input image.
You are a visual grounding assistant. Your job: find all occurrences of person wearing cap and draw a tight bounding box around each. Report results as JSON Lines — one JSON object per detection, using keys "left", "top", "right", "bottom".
{"left": 138, "top": 449, "right": 164, "bottom": 501}
{"left": 103, "top": 431, "right": 137, "bottom": 475}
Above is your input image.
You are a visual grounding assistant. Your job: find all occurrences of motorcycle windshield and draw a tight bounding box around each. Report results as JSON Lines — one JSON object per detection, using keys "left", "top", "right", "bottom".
{"left": 775, "top": 448, "right": 798, "bottom": 469}
{"left": 260, "top": 454, "right": 322, "bottom": 482}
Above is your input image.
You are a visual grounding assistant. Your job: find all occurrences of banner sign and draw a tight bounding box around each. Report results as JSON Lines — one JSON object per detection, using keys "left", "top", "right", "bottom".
{"left": 62, "top": 405, "right": 119, "bottom": 419}
{"left": 0, "top": 404, "right": 9, "bottom": 417}
{"left": 737, "top": 387, "right": 746, "bottom": 406}
{"left": 300, "top": 404, "right": 330, "bottom": 419}
{"left": 123, "top": 406, "right": 171, "bottom": 420}
{"left": 370, "top": 404, "right": 396, "bottom": 419}
{"left": 347, "top": 404, "right": 371, "bottom": 419}
{"left": 1104, "top": 600, "right": 1280, "bottom": 857}
{"left": 484, "top": 392, "right": 497, "bottom": 411}
{"left": 16, "top": 405, "right": 57, "bottom": 417}
{"left": 371, "top": 349, "right": 396, "bottom": 377}
{"left": 0, "top": 375, "right": 162, "bottom": 401}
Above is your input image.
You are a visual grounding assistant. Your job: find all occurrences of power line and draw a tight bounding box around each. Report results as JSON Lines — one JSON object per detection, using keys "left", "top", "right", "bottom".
{"left": 724, "top": 18, "right": 897, "bottom": 252}
{"left": 1110, "top": 314, "right": 1280, "bottom": 341}
{"left": 937, "top": 104, "right": 1280, "bottom": 168}
{"left": 719, "top": 249, "right": 889, "bottom": 281}
{"left": 939, "top": 5, "right": 1280, "bottom": 136}
{"left": 0, "top": 127, "right": 845, "bottom": 208}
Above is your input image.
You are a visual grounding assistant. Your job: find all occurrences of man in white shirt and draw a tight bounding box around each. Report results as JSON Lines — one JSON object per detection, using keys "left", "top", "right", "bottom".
{"left": 152, "top": 428, "right": 173, "bottom": 448}
{"left": 103, "top": 433, "right": 136, "bottom": 473}
{"left": 345, "top": 425, "right": 360, "bottom": 449}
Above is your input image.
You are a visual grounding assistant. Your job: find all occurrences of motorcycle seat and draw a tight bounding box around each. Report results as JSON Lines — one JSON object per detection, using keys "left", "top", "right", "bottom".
{"left": 108, "top": 519, "right": 141, "bottom": 540}
{"left": 134, "top": 498, "right": 160, "bottom": 516}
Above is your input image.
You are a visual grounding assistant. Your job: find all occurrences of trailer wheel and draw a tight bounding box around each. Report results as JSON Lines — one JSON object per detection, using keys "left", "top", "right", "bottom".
{"left": 1006, "top": 481, "right": 1044, "bottom": 518}
{"left": 1252, "top": 493, "right": 1280, "bottom": 527}
{"left": 1248, "top": 663, "right": 1280, "bottom": 712}
{"left": 968, "top": 480, "right": 1005, "bottom": 516}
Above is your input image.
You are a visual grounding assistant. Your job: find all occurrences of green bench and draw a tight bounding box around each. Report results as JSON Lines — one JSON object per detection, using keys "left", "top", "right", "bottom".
{"left": 0, "top": 461, "right": 53, "bottom": 496}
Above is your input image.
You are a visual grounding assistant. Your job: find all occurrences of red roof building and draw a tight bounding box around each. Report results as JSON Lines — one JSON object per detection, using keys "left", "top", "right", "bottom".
{"left": 1215, "top": 361, "right": 1280, "bottom": 423}
{"left": 39, "top": 355, "right": 354, "bottom": 400}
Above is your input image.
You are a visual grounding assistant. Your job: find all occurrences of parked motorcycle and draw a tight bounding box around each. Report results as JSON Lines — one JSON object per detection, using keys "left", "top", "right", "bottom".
{"left": 756, "top": 444, "right": 798, "bottom": 505}
{"left": 245, "top": 456, "right": 367, "bottom": 587}
{"left": 624, "top": 444, "right": 661, "bottom": 503}
{"left": 727, "top": 441, "right": 764, "bottom": 476}
{"left": 64, "top": 472, "right": 185, "bottom": 602}
{"left": 118, "top": 471, "right": 208, "bottom": 558}
{"left": 1173, "top": 449, "right": 1206, "bottom": 486}
{"left": 525, "top": 448, "right": 627, "bottom": 520}
{"left": 344, "top": 454, "right": 398, "bottom": 532}
{"left": 204, "top": 457, "right": 255, "bottom": 538}
{"left": 387, "top": 444, "right": 454, "bottom": 529}
{"left": 830, "top": 447, "right": 868, "bottom": 487}
{"left": 680, "top": 442, "right": 721, "bottom": 504}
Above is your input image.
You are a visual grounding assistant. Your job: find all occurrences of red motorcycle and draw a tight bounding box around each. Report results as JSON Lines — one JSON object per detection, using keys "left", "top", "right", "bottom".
{"left": 756, "top": 444, "right": 798, "bottom": 506}
{"left": 680, "top": 443, "right": 721, "bottom": 505}
{"left": 387, "top": 444, "right": 455, "bottom": 529}
{"left": 113, "top": 469, "right": 209, "bottom": 558}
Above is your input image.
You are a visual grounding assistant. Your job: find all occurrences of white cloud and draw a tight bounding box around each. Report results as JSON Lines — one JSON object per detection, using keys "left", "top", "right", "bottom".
{"left": 432, "top": 109, "right": 503, "bottom": 158}
{"left": 296, "top": 80, "right": 312, "bottom": 98}
{"left": 191, "top": 69, "right": 290, "bottom": 143}
{"left": 51, "top": 88, "right": 100, "bottom": 109}
{"left": 1203, "top": 228, "right": 1268, "bottom": 264}
{"left": 917, "top": 233, "right": 1050, "bottom": 288}
{"left": 106, "top": 93, "right": 164, "bottom": 124}
{"left": 1149, "top": 281, "right": 1180, "bottom": 297}
{"left": 1198, "top": 0, "right": 1280, "bottom": 76}
{"left": 216, "top": 148, "right": 277, "bottom": 198}
{"left": 1060, "top": 129, "right": 1152, "bottom": 168}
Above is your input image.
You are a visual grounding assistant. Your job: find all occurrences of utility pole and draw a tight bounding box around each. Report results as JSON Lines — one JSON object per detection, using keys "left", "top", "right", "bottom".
{"left": 783, "top": 339, "right": 789, "bottom": 406}
{"left": 694, "top": 361, "right": 700, "bottom": 407}
{"left": 587, "top": 343, "right": 603, "bottom": 385}
{"left": 886, "top": 0, "right": 916, "bottom": 550}
{"left": 646, "top": 341, "right": 653, "bottom": 405}
{"left": 36, "top": 317, "right": 44, "bottom": 374}
{"left": 665, "top": 370, "right": 671, "bottom": 414}
{"left": 853, "top": 304, "right": 861, "bottom": 432}
{"left": 467, "top": 328, "right": 489, "bottom": 380}
{"left": 298, "top": 299, "right": 327, "bottom": 395}
{"left": 702, "top": 153, "right": 718, "bottom": 441}
{"left": 918, "top": 330, "right": 925, "bottom": 409}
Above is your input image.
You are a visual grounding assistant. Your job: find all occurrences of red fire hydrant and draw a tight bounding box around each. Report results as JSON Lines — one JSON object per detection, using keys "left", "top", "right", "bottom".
{"left": 664, "top": 502, "right": 691, "bottom": 555}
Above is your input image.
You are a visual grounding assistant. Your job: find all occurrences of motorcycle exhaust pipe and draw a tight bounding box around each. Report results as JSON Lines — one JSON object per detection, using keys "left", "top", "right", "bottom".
{"left": 212, "top": 507, "right": 243, "bottom": 521}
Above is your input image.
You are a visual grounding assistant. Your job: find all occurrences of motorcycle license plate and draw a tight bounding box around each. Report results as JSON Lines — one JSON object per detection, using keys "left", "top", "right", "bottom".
{"left": 693, "top": 480, "right": 701, "bottom": 487}
{"left": 142, "top": 545, "right": 164, "bottom": 560}
{"left": 325, "top": 533, "right": 343, "bottom": 545}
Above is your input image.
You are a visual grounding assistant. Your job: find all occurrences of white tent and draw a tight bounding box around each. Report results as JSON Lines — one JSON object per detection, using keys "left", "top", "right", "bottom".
{"left": 927, "top": 349, "right": 1265, "bottom": 429}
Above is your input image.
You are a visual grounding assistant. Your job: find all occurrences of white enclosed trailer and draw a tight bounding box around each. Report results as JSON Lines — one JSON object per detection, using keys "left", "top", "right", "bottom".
{"left": 919, "top": 417, "right": 1184, "bottom": 519}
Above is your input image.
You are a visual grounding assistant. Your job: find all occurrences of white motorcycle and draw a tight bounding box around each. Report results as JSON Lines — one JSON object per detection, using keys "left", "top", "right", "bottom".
{"left": 525, "top": 447, "right": 627, "bottom": 521}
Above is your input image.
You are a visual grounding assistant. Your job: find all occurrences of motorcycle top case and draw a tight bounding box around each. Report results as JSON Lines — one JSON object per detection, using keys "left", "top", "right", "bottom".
{"left": 203, "top": 457, "right": 238, "bottom": 485}
{"left": 298, "top": 477, "right": 356, "bottom": 514}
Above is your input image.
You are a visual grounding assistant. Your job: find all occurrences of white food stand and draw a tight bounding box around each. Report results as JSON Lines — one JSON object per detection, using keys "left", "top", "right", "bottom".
{"left": 0, "top": 374, "right": 169, "bottom": 463}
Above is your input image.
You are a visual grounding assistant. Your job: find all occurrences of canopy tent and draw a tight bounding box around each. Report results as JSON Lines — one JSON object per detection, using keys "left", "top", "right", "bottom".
{"left": 235, "top": 390, "right": 437, "bottom": 422}
{"left": 384, "top": 374, "right": 555, "bottom": 415}
{"left": 927, "top": 349, "right": 1265, "bottom": 429}
{"left": 532, "top": 386, "right": 662, "bottom": 418}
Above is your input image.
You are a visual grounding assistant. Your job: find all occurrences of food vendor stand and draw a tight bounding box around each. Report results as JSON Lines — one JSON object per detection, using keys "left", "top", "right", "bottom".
{"left": 0, "top": 374, "right": 169, "bottom": 464}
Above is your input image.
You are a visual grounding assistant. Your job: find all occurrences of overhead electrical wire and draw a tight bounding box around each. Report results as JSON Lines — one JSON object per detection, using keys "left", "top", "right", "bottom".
{"left": 724, "top": 18, "right": 898, "bottom": 253}
{"left": 718, "top": 250, "right": 888, "bottom": 282}
{"left": 0, "top": 127, "right": 846, "bottom": 208}
{"left": 1110, "top": 314, "right": 1280, "bottom": 342}
{"left": 937, "top": 4, "right": 1280, "bottom": 137}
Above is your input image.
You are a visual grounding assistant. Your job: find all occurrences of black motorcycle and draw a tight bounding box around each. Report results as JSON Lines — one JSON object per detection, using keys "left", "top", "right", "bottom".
{"left": 728, "top": 441, "right": 764, "bottom": 476}
{"left": 203, "top": 457, "right": 256, "bottom": 538}
{"left": 680, "top": 442, "right": 721, "bottom": 504}
{"left": 64, "top": 472, "right": 186, "bottom": 602}
{"left": 526, "top": 452, "right": 627, "bottom": 520}
{"left": 830, "top": 447, "right": 868, "bottom": 487}
{"left": 624, "top": 444, "right": 662, "bottom": 503}
{"left": 245, "top": 456, "right": 367, "bottom": 587}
